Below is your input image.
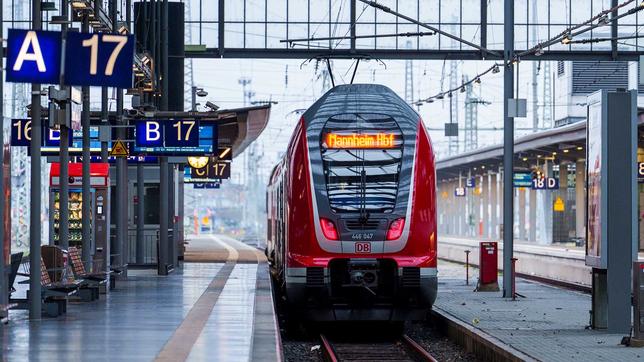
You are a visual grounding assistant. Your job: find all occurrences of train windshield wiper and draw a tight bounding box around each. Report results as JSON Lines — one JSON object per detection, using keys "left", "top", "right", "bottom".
{"left": 359, "top": 169, "right": 369, "bottom": 223}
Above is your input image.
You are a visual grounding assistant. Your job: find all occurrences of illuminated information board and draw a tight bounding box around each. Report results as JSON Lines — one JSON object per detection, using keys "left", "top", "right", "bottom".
{"left": 6, "top": 29, "right": 134, "bottom": 88}
{"left": 134, "top": 120, "right": 217, "bottom": 156}
{"left": 323, "top": 132, "right": 398, "bottom": 149}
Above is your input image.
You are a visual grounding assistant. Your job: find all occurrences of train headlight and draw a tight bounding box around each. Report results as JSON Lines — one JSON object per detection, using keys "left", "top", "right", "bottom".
{"left": 386, "top": 218, "right": 405, "bottom": 240}
{"left": 320, "top": 218, "right": 339, "bottom": 240}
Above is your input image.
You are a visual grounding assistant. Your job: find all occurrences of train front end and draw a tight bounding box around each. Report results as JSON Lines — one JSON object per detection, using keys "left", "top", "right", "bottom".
{"left": 285, "top": 84, "right": 437, "bottom": 321}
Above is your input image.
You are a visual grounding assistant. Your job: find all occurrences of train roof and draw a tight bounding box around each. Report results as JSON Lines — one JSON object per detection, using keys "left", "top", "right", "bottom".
{"left": 302, "top": 84, "right": 419, "bottom": 128}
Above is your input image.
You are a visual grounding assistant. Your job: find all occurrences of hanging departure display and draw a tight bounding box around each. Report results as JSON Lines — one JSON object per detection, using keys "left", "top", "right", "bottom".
{"left": 323, "top": 132, "right": 398, "bottom": 149}
{"left": 11, "top": 120, "right": 106, "bottom": 155}
{"left": 134, "top": 120, "right": 217, "bottom": 155}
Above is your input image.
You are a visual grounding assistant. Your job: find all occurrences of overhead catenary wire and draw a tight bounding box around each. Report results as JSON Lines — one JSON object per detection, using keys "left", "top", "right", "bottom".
{"left": 416, "top": 0, "right": 644, "bottom": 106}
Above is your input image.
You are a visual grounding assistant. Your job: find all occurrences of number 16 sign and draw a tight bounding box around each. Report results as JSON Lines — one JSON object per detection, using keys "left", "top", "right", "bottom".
{"left": 64, "top": 32, "right": 134, "bottom": 88}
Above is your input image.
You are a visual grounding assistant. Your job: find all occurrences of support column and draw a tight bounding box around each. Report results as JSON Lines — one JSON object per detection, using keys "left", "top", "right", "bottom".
{"left": 482, "top": 174, "right": 489, "bottom": 238}
{"left": 459, "top": 173, "right": 466, "bottom": 236}
{"left": 544, "top": 161, "right": 554, "bottom": 244}
{"left": 30, "top": 0, "right": 43, "bottom": 319}
{"left": 529, "top": 188, "right": 537, "bottom": 242}
{"left": 59, "top": 0, "right": 71, "bottom": 251}
{"left": 178, "top": 165, "right": 185, "bottom": 261}
{"left": 558, "top": 163, "right": 569, "bottom": 242}
{"left": 467, "top": 170, "right": 474, "bottom": 237}
{"left": 169, "top": 165, "right": 177, "bottom": 268}
{"left": 473, "top": 176, "right": 481, "bottom": 237}
{"left": 136, "top": 164, "right": 145, "bottom": 265}
{"left": 490, "top": 173, "right": 498, "bottom": 239}
{"left": 100, "top": 88, "right": 108, "bottom": 161}
{"left": 158, "top": 159, "right": 169, "bottom": 275}
{"left": 453, "top": 180, "right": 459, "bottom": 235}
{"left": 0, "top": 0, "right": 6, "bottom": 311}
{"left": 498, "top": 166, "right": 504, "bottom": 240}
{"left": 575, "top": 159, "right": 585, "bottom": 238}
{"left": 518, "top": 188, "right": 526, "bottom": 241}
{"left": 81, "top": 16, "right": 91, "bottom": 266}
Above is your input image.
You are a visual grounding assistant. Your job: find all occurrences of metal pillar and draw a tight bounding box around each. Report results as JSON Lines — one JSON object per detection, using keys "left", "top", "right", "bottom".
{"left": 169, "top": 165, "right": 177, "bottom": 267}
{"left": 158, "top": 158, "right": 169, "bottom": 275}
{"left": 59, "top": 0, "right": 70, "bottom": 250}
{"left": 59, "top": 125, "right": 69, "bottom": 251}
{"left": 490, "top": 173, "right": 498, "bottom": 239}
{"left": 502, "top": 0, "right": 515, "bottom": 298}
{"left": 544, "top": 161, "right": 554, "bottom": 244}
{"left": 81, "top": 16, "right": 92, "bottom": 267}
{"left": 518, "top": 188, "right": 526, "bottom": 241}
{"left": 136, "top": 164, "right": 145, "bottom": 265}
{"left": 100, "top": 87, "right": 109, "bottom": 161}
{"left": 473, "top": 176, "right": 480, "bottom": 237}
{"left": 529, "top": 188, "right": 537, "bottom": 242}
{"left": 575, "top": 159, "right": 585, "bottom": 238}
{"left": 178, "top": 165, "right": 185, "bottom": 261}
{"left": 482, "top": 175, "right": 489, "bottom": 238}
{"left": 110, "top": 0, "right": 127, "bottom": 275}
{"left": 0, "top": 0, "right": 6, "bottom": 310}
{"left": 30, "top": 0, "right": 43, "bottom": 319}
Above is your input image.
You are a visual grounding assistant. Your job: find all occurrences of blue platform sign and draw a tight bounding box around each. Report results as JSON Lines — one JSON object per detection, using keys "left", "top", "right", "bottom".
{"left": 11, "top": 119, "right": 32, "bottom": 146}
{"left": 638, "top": 162, "right": 644, "bottom": 183}
{"left": 64, "top": 32, "right": 134, "bottom": 88}
{"left": 43, "top": 128, "right": 73, "bottom": 147}
{"left": 513, "top": 172, "right": 533, "bottom": 187}
{"left": 466, "top": 177, "right": 476, "bottom": 188}
{"left": 11, "top": 119, "right": 71, "bottom": 147}
{"left": 164, "top": 120, "right": 199, "bottom": 147}
{"left": 454, "top": 187, "right": 466, "bottom": 197}
{"left": 531, "top": 177, "right": 559, "bottom": 190}
{"left": 135, "top": 120, "right": 164, "bottom": 147}
{"left": 6, "top": 29, "right": 62, "bottom": 84}
{"left": 135, "top": 120, "right": 216, "bottom": 155}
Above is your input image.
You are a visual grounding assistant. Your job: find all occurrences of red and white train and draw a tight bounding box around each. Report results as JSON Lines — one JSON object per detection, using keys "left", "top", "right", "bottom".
{"left": 266, "top": 84, "right": 437, "bottom": 321}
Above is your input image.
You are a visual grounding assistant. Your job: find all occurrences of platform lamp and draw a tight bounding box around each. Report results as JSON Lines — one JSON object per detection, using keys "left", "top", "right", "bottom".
{"left": 70, "top": 0, "right": 92, "bottom": 10}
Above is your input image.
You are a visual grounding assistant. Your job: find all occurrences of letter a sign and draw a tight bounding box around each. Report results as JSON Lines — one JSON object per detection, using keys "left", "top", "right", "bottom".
{"left": 6, "top": 29, "right": 62, "bottom": 84}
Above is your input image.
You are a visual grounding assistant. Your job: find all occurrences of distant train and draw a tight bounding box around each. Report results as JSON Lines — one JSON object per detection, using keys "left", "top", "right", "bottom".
{"left": 266, "top": 84, "right": 437, "bottom": 321}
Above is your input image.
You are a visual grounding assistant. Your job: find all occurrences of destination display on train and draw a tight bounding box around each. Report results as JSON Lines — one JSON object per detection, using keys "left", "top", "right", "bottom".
{"left": 323, "top": 132, "right": 398, "bottom": 149}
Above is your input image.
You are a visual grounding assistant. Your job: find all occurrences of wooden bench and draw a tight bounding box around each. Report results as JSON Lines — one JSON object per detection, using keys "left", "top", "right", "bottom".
{"left": 68, "top": 246, "right": 109, "bottom": 296}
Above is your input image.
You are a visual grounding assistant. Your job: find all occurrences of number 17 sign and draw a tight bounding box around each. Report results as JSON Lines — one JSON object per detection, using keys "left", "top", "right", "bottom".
{"left": 64, "top": 32, "right": 134, "bottom": 88}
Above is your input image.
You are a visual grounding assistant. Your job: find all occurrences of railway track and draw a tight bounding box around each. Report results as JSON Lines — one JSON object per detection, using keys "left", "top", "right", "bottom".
{"left": 320, "top": 333, "right": 437, "bottom": 362}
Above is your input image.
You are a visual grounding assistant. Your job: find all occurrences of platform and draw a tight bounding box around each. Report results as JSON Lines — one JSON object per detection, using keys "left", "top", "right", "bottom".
{"left": 1, "top": 235, "right": 282, "bottom": 362}
{"left": 435, "top": 261, "right": 642, "bottom": 362}
{"left": 439, "top": 236, "right": 644, "bottom": 288}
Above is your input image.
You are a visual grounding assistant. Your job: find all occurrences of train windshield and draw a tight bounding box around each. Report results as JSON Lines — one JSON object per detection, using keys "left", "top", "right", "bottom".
{"left": 320, "top": 113, "right": 403, "bottom": 215}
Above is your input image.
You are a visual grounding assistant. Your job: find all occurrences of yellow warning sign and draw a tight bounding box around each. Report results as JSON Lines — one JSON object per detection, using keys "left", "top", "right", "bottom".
{"left": 473, "top": 187, "right": 482, "bottom": 196}
{"left": 554, "top": 197, "right": 565, "bottom": 212}
{"left": 110, "top": 139, "right": 129, "bottom": 157}
{"left": 441, "top": 191, "right": 449, "bottom": 199}
{"left": 202, "top": 216, "right": 210, "bottom": 225}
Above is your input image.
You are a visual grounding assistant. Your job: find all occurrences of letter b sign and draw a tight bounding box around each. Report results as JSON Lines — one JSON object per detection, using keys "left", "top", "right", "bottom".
{"left": 136, "top": 120, "right": 164, "bottom": 147}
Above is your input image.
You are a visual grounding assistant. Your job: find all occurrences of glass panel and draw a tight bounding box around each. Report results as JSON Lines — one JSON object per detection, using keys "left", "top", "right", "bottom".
{"left": 320, "top": 114, "right": 403, "bottom": 214}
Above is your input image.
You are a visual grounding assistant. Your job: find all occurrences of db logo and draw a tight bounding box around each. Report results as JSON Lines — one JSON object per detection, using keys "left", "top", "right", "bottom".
{"left": 355, "top": 242, "right": 371, "bottom": 254}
